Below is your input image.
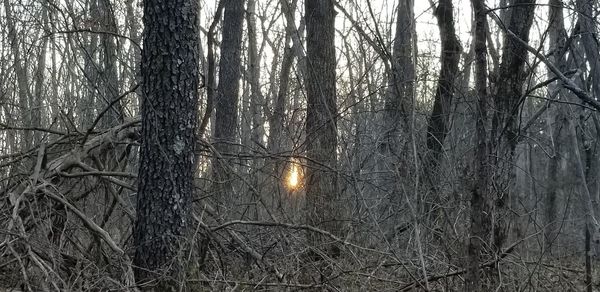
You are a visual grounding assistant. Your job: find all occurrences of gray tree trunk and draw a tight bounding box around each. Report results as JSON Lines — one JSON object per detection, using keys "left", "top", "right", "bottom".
{"left": 304, "top": 0, "right": 342, "bottom": 252}
{"left": 213, "top": 0, "right": 245, "bottom": 206}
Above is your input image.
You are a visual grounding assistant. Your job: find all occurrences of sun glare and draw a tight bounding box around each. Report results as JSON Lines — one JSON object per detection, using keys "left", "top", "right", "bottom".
{"left": 286, "top": 160, "right": 301, "bottom": 190}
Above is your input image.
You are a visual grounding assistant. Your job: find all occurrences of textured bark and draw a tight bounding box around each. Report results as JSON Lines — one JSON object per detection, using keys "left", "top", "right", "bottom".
{"left": 466, "top": 0, "right": 489, "bottom": 290}
{"left": 212, "top": 0, "right": 245, "bottom": 203}
{"left": 304, "top": 0, "right": 341, "bottom": 249}
{"left": 424, "top": 0, "right": 462, "bottom": 183}
{"left": 490, "top": 0, "right": 536, "bottom": 254}
{"left": 133, "top": 0, "right": 200, "bottom": 288}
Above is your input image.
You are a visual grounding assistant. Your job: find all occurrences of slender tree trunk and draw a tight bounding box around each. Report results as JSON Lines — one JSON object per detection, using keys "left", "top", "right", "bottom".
{"left": 98, "top": 0, "right": 123, "bottom": 127}
{"left": 377, "top": 0, "right": 416, "bottom": 242}
{"left": 133, "top": 0, "right": 200, "bottom": 289}
{"left": 32, "top": 5, "right": 50, "bottom": 144}
{"left": 545, "top": 0, "right": 568, "bottom": 250}
{"left": 266, "top": 0, "right": 298, "bottom": 161}
{"left": 247, "top": 0, "right": 265, "bottom": 149}
{"left": 212, "top": 0, "right": 245, "bottom": 207}
{"left": 466, "top": 0, "right": 489, "bottom": 290}
{"left": 380, "top": 0, "right": 415, "bottom": 155}
{"left": 424, "top": 0, "right": 461, "bottom": 181}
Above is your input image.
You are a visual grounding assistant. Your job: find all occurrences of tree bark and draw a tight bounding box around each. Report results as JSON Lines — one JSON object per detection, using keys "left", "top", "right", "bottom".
{"left": 304, "top": 0, "right": 341, "bottom": 252}
{"left": 133, "top": 0, "right": 200, "bottom": 289}
{"left": 212, "top": 0, "right": 245, "bottom": 205}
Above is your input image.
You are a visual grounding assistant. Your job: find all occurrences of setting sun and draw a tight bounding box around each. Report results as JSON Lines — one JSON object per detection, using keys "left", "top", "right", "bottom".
{"left": 286, "top": 160, "right": 302, "bottom": 190}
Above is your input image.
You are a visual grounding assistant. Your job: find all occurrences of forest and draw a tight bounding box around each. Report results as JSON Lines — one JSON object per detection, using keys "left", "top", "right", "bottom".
{"left": 1, "top": 0, "right": 600, "bottom": 291}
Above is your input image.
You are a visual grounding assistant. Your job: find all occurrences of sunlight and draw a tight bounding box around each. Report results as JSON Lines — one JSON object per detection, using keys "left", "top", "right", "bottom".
{"left": 286, "top": 159, "right": 302, "bottom": 190}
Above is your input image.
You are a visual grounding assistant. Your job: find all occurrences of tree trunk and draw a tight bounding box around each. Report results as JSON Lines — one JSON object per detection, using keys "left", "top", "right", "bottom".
{"left": 490, "top": 0, "right": 536, "bottom": 255}
{"left": 97, "top": 0, "right": 123, "bottom": 128}
{"left": 212, "top": 0, "right": 245, "bottom": 206}
{"left": 380, "top": 0, "right": 415, "bottom": 156}
{"left": 304, "top": 0, "right": 341, "bottom": 252}
{"left": 424, "top": 0, "right": 461, "bottom": 181}
{"left": 466, "top": 0, "right": 489, "bottom": 290}
{"left": 545, "top": 0, "right": 568, "bottom": 250}
{"left": 133, "top": 0, "right": 200, "bottom": 289}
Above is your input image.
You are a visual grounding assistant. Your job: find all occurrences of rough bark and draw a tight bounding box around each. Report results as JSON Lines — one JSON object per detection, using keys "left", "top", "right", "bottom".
{"left": 133, "top": 0, "right": 200, "bottom": 289}
{"left": 304, "top": 0, "right": 341, "bottom": 250}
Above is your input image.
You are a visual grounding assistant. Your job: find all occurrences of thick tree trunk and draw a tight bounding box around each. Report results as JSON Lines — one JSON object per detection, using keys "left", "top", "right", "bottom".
{"left": 133, "top": 0, "right": 200, "bottom": 289}
{"left": 304, "top": 0, "right": 341, "bottom": 251}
